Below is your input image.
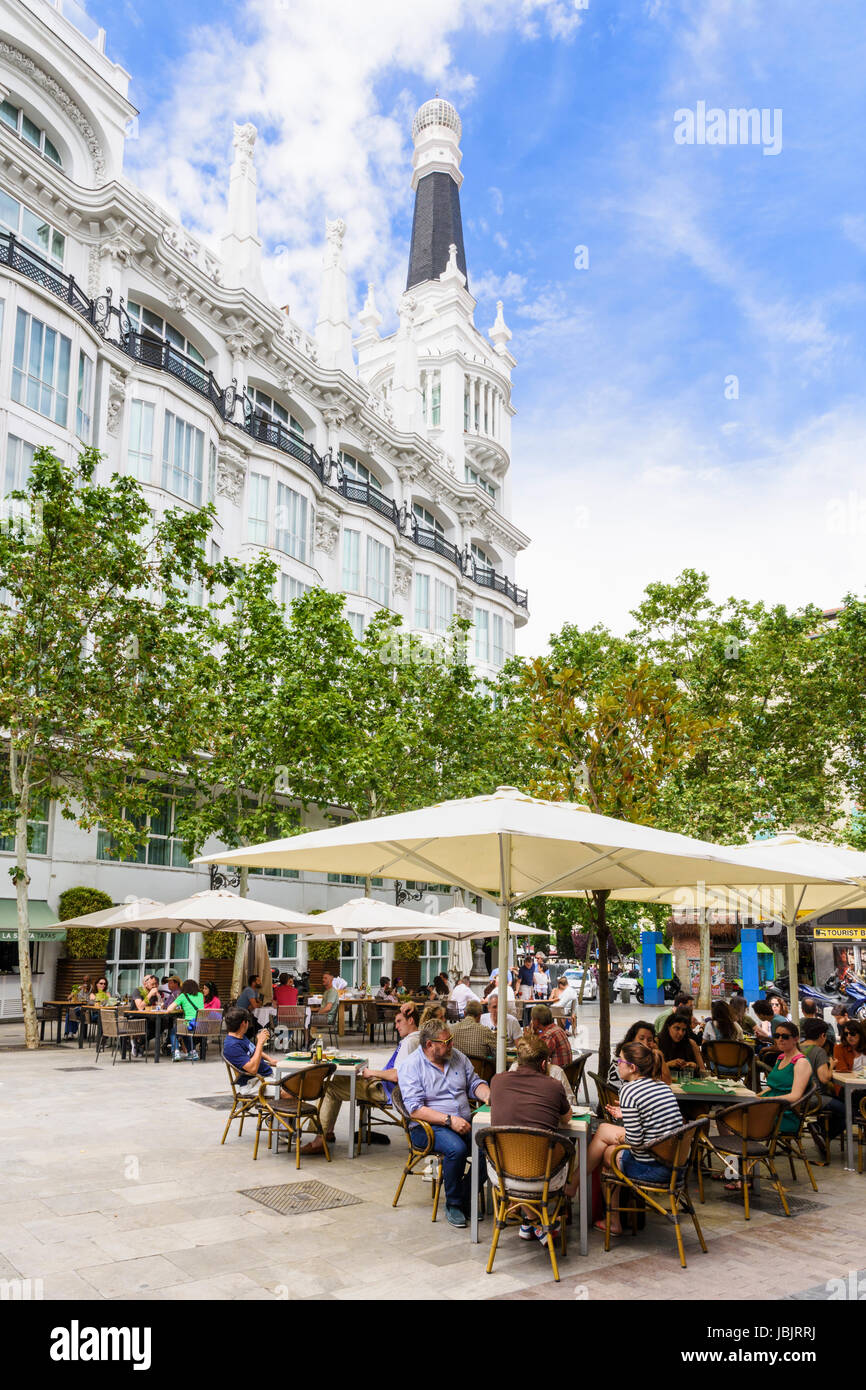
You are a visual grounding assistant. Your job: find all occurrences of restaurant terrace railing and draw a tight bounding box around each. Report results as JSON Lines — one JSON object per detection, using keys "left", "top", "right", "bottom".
{"left": 0, "top": 231, "right": 528, "bottom": 610}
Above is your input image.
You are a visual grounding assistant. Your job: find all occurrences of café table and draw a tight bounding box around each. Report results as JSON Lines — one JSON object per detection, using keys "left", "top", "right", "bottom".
{"left": 830, "top": 1071, "right": 865, "bottom": 1172}
{"left": 272, "top": 1052, "right": 369, "bottom": 1159}
{"left": 41, "top": 1000, "right": 87, "bottom": 1047}
{"left": 470, "top": 1105, "right": 591, "bottom": 1256}
{"left": 120, "top": 1005, "right": 175, "bottom": 1063}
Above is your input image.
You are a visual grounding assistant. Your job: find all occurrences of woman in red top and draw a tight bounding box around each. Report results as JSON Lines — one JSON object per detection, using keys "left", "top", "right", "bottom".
{"left": 273, "top": 971, "right": 298, "bottom": 1006}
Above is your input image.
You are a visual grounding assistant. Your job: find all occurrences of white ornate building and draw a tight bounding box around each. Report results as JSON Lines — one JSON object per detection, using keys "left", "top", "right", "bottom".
{"left": 0, "top": 0, "right": 530, "bottom": 1006}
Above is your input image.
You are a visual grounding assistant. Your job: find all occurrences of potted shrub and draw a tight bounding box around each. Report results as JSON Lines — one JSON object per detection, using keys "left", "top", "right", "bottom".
{"left": 393, "top": 939, "right": 422, "bottom": 992}
{"left": 307, "top": 940, "right": 339, "bottom": 991}
{"left": 55, "top": 887, "right": 113, "bottom": 997}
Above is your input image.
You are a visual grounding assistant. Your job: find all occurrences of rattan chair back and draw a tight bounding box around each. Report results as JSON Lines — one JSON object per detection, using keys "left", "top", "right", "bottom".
{"left": 588, "top": 1070, "right": 619, "bottom": 1114}
{"left": 192, "top": 1009, "right": 222, "bottom": 1038}
{"left": 703, "top": 1040, "right": 752, "bottom": 1077}
{"left": 645, "top": 1119, "right": 708, "bottom": 1182}
{"left": 280, "top": 1061, "right": 336, "bottom": 1102}
{"left": 717, "top": 1098, "right": 786, "bottom": 1143}
{"left": 480, "top": 1126, "right": 574, "bottom": 1186}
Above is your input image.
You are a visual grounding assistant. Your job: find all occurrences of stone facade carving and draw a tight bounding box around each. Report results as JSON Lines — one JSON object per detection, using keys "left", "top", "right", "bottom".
{"left": 226, "top": 332, "right": 252, "bottom": 358}
{"left": 232, "top": 121, "right": 257, "bottom": 168}
{"left": 324, "top": 217, "right": 346, "bottom": 267}
{"left": 160, "top": 223, "right": 222, "bottom": 284}
{"left": 216, "top": 449, "right": 246, "bottom": 503}
{"left": 105, "top": 367, "right": 128, "bottom": 437}
{"left": 314, "top": 510, "right": 341, "bottom": 555}
{"left": 0, "top": 43, "right": 106, "bottom": 181}
{"left": 169, "top": 290, "right": 190, "bottom": 314}
{"left": 101, "top": 235, "right": 135, "bottom": 266}
{"left": 393, "top": 557, "right": 413, "bottom": 598}
{"left": 87, "top": 245, "right": 101, "bottom": 298}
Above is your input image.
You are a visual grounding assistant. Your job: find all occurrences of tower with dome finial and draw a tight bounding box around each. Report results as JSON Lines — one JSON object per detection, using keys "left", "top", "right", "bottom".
{"left": 406, "top": 97, "right": 468, "bottom": 291}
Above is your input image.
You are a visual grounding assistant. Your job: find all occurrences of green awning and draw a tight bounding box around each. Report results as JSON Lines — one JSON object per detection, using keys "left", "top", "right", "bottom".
{"left": 0, "top": 899, "right": 66, "bottom": 942}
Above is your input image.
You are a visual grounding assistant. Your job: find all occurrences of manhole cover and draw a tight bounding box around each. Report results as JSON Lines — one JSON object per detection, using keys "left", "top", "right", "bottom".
{"left": 239, "top": 1181, "right": 363, "bottom": 1215}
{"left": 189, "top": 1095, "right": 235, "bottom": 1111}
{"left": 56, "top": 1067, "right": 100, "bottom": 1072}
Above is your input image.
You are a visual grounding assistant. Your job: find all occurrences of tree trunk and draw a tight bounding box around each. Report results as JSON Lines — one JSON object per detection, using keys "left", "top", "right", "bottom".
{"left": 697, "top": 907, "right": 711, "bottom": 1010}
{"left": 12, "top": 751, "right": 38, "bottom": 1049}
{"left": 230, "top": 865, "right": 249, "bottom": 1002}
{"left": 594, "top": 890, "right": 611, "bottom": 1074}
{"left": 578, "top": 930, "right": 594, "bottom": 1004}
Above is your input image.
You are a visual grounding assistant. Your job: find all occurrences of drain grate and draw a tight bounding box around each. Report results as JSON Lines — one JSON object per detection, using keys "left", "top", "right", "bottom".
{"left": 189, "top": 1095, "right": 235, "bottom": 1110}
{"left": 722, "top": 1189, "right": 826, "bottom": 1216}
{"left": 239, "top": 1180, "right": 363, "bottom": 1216}
{"left": 56, "top": 1066, "right": 100, "bottom": 1072}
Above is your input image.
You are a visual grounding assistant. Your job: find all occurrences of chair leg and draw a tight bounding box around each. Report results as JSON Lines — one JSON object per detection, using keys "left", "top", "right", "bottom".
{"left": 431, "top": 1163, "right": 443, "bottom": 1222}
{"left": 684, "top": 1189, "right": 708, "bottom": 1253}
{"left": 486, "top": 1196, "right": 504, "bottom": 1274}
{"left": 669, "top": 1195, "right": 688, "bottom": 1269}
{"left": 798, "top": 1142, "right": 818, "bottom": 1193}
{"left": 742, "top": 1159, "right": 751, "bottom": 1221}
{"left": 253, "top": 1115, "right": 264, "bottom": 1160}
{"left": 221, "top": 1107, "right": 237, "bottom": 1145}
{"left": 393, "top": 1166, "right": 410, "bottom": 1209}
{"left": 604, "top": 1189, "right": 612, "bottom": 1252}
{"left": 766, "top": 1158, "right": 791, "bottom": 1217}
{"left": 543, "top": 1203, "right": 561, "bottom": 1282}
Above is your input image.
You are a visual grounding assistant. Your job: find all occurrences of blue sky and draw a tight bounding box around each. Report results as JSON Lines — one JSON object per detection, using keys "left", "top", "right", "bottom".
{"left": 86, "top": 0, "right": 866, "bottom": 650}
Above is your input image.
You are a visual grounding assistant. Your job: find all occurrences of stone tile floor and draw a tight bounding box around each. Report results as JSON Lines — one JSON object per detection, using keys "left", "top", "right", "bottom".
{"left": 1, "top": 1009, "right": 864, "bottom": 1302}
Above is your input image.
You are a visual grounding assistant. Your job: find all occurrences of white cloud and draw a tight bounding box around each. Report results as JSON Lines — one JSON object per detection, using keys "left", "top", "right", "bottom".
{"left": 841, "top": 214, "right": 866, "bottom": 252}
{"left": 489, "top": 185, "right": 504, "bottom": 215}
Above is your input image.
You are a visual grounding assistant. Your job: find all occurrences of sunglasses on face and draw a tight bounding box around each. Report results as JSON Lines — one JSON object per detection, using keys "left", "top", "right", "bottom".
{"left": 776, "top": 1032, "right": 795, "bottom": 1040}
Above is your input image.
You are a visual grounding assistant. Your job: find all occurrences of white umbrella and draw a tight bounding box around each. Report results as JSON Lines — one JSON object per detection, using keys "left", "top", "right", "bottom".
{"left": 609, "top": 834, "right": 866, "bottom": 1019}
{"left": 116, "top": 889, "right": 326, "bottom": 935}
{"left": 197, "top": 786, "right": 854, "bottom": 1069}
{"left": 50, "top": 898, "right": 165, "bottom": 929}
{"left": 303, "top": 896, "right": 441, "bottom": 991}
{"left": 449, "top": 936, "right": 474, "bottom": 978}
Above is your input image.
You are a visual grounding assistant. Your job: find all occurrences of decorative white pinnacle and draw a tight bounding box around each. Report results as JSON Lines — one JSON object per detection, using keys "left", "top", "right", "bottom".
{"left": 440, "top": 242, "right": 466, "bottom": 288}
{"left": 358, "top": 283, "right": 382, "bottom": 335}
{"left": 488, "top": 299, "right": 512, "bottom": 352}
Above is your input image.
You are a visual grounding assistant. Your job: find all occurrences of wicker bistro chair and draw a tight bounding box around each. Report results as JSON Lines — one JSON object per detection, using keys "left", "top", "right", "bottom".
{"left": 466, "top": 1054, "right": 496, "bottom": 1084}
{"left": 96, "top": 1009, "right": 147, "bottom": 1065}
{"left": 363, "top": 1000, "right": 389, "bottom": 1045}
{"left": 390, "top": 1085, "right": 444, "bottom": 1222}
{"left": 602, "top": 1120, "right": 709, "bottom": 1269}
{"left": 36, "top": 1003, "right": 60, "bottom": 1043}
{"left": 772, "top": 1084, "right": 820, "bottom": 1191}
{"left": 309, "top": 1003, "right": 339, "bottom": 1049}
{"left": 563, "top": 1053, "right": 592, "bottom": 1106}
{"left": 276, "top": 1005, "right": 307, "bottom": 1051}
{"left": 479, "top": 1126, "right": 576, "bottom": 1282}
{"left": 222, "top": 1060, "right": 269, "bottom": 1146}
{"left": 703, "top": 1040, "right": 753, "bottom": 1086}
{"left": 588, "top": 1071, "right": 619, "bottom": 1120}
{"left": 254, "top": 1061, "right": 337, "bottom": 1167}
{"left": 191, "top": 1009, "right": 222, "bottom": 1061}
{"left": 705, "top": 1099, "right": 792, "bottom": 1220}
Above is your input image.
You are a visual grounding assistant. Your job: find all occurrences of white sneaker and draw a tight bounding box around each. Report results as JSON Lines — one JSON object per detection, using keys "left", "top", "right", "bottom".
{"left": 172, "top": 1049, "right": 185, "bottom": 1062}
{"left": 188, "top": 1049, "right": 199, "bottom": 1061}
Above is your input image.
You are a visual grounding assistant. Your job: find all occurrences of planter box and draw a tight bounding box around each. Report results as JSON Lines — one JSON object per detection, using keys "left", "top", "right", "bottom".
{"left": 199, "top": 959, "right": 235, "bottom": 1008}
{"left": 394, "top": 959, "right": 421, "bottom": 991}
{"left": 308, "top": 961, "right": 338, "bottom": 991}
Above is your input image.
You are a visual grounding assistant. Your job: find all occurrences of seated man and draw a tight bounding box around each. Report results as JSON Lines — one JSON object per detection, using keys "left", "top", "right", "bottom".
{"left": 449, "top": 975, "right": 481, "bottom": 1017}
{"left": 236, "top": 974, "right": 263, "bottom": 1014}
{"left": 303, "top": 1003, "right": 421, "bottom": 1154}
{"left": 449, "top": 1000, "right": 496, "bottom": 1062}
{"left": 399, "top": 1019, "right": 491, "bottom": 1229}
{"left": 308, "top": 970, "right": 340, "bottom": 1043}
{"left": 801, "top": 1018, "right": 846, "bottom": 1156}
{"left": 801, "top": 998, "right": 835, "bottom": 1048}
{"left": 223, "top": 1007, "right": 285, "bottom": 1095}
{"left": 133, "top": 975, "right": 161, "bottom": 1011}
{"left": 375, "top": 976, "right": 398, "bottom": 1002}
{"left": 655, "top": 991, "right": 699, "bottom": 1037}
{"left": 529, "top": 1004, "right": 572, "bottom": 1070}
{"left": 481, "top": 994, "right": 522, "bottom": 1044}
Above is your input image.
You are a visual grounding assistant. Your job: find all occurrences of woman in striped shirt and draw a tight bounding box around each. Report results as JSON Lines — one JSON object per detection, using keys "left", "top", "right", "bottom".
{"left": 588, "top": 1042, "right": 683, "bottom": 1235}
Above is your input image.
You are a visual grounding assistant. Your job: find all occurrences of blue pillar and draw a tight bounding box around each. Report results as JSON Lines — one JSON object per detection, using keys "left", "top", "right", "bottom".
{"left": 640, "top": 930, "right": 671, "bottom": 1006}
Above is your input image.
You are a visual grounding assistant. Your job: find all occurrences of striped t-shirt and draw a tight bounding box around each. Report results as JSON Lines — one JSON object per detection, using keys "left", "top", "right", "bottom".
{"left": 619, "top": 1077, "right": 683, "bottom": 1162}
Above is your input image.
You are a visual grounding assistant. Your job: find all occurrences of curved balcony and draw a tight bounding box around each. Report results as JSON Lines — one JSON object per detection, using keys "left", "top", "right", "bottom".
{"left": 0, "top": 230, "right": 528, "bottom": 610}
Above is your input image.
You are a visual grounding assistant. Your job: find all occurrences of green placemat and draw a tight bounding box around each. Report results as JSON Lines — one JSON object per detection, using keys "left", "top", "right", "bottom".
{"left": 284, "top": 1052, "right": 366, "bottom": 1064}
{"left": 678, "top": 1080, "right": 730, "bottom": 1094}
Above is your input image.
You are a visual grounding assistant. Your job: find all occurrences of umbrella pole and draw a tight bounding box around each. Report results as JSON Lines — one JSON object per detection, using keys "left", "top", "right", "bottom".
{"left": 785, "top": 885, "right": 799, "bottom": 1026}
{"left": 497, "top": 834, "right": 512, "bottom": 1074}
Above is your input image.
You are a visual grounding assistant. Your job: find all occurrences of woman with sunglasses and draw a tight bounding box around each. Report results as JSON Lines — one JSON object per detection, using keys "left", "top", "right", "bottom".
{"left": 833, "top": 1018, "right": 866, "bottom": 1075}
{"left": 759, "top": 1021, "right": 812, "bottom": 1134}
{"left": 90, "top": 978, "right": 112, "bottom": 1004}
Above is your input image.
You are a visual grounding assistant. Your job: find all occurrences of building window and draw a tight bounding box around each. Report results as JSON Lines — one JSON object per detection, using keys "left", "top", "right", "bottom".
{"left": 281, "top": 573, "right": 311, "bottom": 607}
{"left": 422, "top": 372, "right": 441, "bottom": 427}
{"left": 162, "top": 412, "right": 204, "bottom": 505}
{"left": 211, "top": 539, "right": 221, "bottom": 566}
{"left": 366, "top": 536, "right": 390, "bottom": 608}
{"left": 465, "top": 465, "right": 497, "bottom": 502}
{"left": 126, "top": 301, "right": 205, "bottom": 366}
{"left": 76, "top": 352, "right": 93, "bottom": 442}
{"left": 0, "top": 188, "right": 65, "bottom": 267}
{"left": 105, "top": 929, "right": 190, "bottom": 999}
{"left": 0, "top": 99, "right": 62, "bottom": 166}
{"left": 434, "top": 580, "right": 455, "bottom": 635}
{"left": 253, "top": 389, "right": 304, "bottom": 439}
{"left": 474, "top": 607, "right": 490, "bottom": 662}
{"left": 0, "top": 788, "right": 49, "bottom": 854}
{"left": 340, "top": 451, "right": 384, "bottom": 495}
{"left": 420, "top": 937, "right": 450, "bottom": 984}
{"left": 342, "top": 528, "right": 360, "bottom": 592}
{"left": 4, "top": 435, "right": 36, "bottom": 495}
{"left": 472, "top": 543, "right": 494, "bottom": 581}
{"left": 414, "top": 573, "right": 431, "bottom": 631}
{"left": 208, "top": 441, "right": 216, "bottom": 503}
{"left": 413, "top": 503, "right": 443, "bottom": 537}
{"left": 247, "top": 473, "right": 270, "bottom": 545}
{"left": 464, "top": 383, "right": 470, "bottom": 431}
{"left": 327, "top": 873, "right": 384, "bottom": 888}
{"left": 97, "top": 787, "right": 194, "bottom": 868}
{"left": 346, "top": 611, "right": 364, "bottom": 640}
{"left": 275, "top": 482, "right": 308, "bottom": 562}
{"left": 12, "top": 309, "right": 70, "bottom": 425}
{"left": 493, "top": 614, "right": 506, "bottom": 667}
{"left": 128, "top": 401, "right": 154, "bottom": 484}
{"left": 263, "top": 933, "right": 300, "bottom": 966}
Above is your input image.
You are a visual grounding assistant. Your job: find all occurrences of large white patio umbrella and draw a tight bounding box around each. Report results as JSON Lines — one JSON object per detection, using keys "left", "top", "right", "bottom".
{"left": 609, "top": 834, "right": 866, "bottom": 1020}
{"left": 51, "top": 898, "right": 165, "bottom": 929}
{"left": 197, "top": 787, "right": 855, "bottom": 1069}
{"left": 301, "top": 895, "right": 447, "bottom": 990}
{"left": 118, "top": 890, "right": 327, "bottom": 935}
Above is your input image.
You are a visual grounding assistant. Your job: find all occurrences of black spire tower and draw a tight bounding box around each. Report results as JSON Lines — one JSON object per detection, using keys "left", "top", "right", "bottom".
{"left": 406, "top": 98, "right": 468, "bottom": 293}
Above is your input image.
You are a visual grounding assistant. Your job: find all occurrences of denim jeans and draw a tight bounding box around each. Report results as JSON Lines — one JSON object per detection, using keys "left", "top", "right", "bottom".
{"left": 820, "top": 1095, "right": 846, "bottom": 1139}
{"left": 410, "top": 1122, "right": 486, "bottom": 1208}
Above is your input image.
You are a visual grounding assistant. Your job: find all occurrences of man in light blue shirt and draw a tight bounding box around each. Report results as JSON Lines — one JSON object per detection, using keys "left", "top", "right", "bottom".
{"left": 399, "top": 1018, "right": 491, "bottom": 1228}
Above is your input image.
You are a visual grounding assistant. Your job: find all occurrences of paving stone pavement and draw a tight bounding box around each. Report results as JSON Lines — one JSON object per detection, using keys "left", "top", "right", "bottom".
{"left": 2, "top": 1003, "right": 865, "bottom": 1302}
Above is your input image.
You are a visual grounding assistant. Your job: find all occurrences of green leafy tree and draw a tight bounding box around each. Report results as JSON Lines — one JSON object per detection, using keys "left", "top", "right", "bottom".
{"left": 0, "top": 447, "right": 225, "bottom": 1047}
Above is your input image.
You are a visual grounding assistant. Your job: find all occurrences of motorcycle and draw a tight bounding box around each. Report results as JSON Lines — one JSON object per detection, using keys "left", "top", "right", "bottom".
{"left": 772, "top": 972, "right": 866, "bottom": 1019}
{"left": 635, "top": 973, "right": 682, "bottom": 1006}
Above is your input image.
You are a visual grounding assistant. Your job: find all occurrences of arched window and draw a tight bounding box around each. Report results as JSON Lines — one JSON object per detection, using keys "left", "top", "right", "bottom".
{"left": 413, "top": 503, "right": 443, "bottom": 537}
{"left": 126, "top": 301, "right": 205, "bottom": 366}
{"left": 253, "top": 389, "right": 305, "bottom": 441}
{"left": 340, "top": 450, "right": 384, "bottom": 495}
{"left": 471, "top": 543, "right": 494, "bottom": 579}
{"left": 465, "top": 464, "right": 497, "bottom": 502}
{"left": 0, "top": 99, "right": 62, "bottom": 166}
{"left": 0, "top": 187, "right": 65, "bottom": 267}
